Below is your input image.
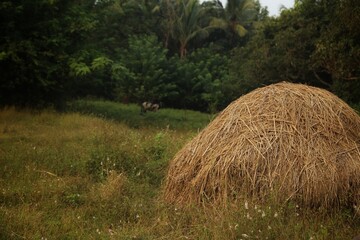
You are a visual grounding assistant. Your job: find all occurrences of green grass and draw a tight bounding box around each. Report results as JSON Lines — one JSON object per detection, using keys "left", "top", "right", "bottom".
{"left": 1, "top": 104, "right": 359, "bottom": 239}
{"left": 68, "top": 99, "right": 213, "bottom": 130}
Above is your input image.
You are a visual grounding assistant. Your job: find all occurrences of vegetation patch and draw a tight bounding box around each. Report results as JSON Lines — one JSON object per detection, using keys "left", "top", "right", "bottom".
{"left": 0, "top": 103, "right": 359, "bottom": 239}
{"left": 68, "top": 99, "right": 213, "bottom": 130}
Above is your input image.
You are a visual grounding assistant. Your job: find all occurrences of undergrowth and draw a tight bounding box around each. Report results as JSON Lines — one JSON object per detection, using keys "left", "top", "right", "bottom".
{"left": 0, "top": 105, "right": 359, "bottom": 239}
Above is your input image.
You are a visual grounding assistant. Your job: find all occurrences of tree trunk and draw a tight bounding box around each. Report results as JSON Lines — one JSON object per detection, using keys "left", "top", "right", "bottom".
{"left": 180, "top": 41, "right": 187, "bottom": 59}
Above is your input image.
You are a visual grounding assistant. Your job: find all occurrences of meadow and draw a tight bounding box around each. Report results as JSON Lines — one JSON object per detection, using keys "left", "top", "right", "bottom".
{"left": 1, "top": 101, "right": 359, "bottom": 239}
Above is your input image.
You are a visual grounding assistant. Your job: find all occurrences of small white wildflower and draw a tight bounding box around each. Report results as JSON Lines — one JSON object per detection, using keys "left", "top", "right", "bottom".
{"left": 244, "top": 201, "right": 249, "bottom": 209}
{"left": 241, "top": 233, "right": 249, "bottom": 238}
{"left": 235, "top": 224, "right": 239, "bottom": 229}
{"left": 136, "top": 171, "right": 141, "bottom": 176}
{"left": 246, "top": 213, "right": 252, "bottom": 220}
{"left": 136, "top": 214, "right": 140, "bottom": 219}
{"left": 353, "top": 205, "right": 360, "bottom": 216}
{"left": 254, "top": 205, "right": 258, "bottom": 210}
{"left": 33, "top": 146, "right": 36, "bottom": 150}
{"left": 267, "top": 225, "right": 272, "bottom": 230}
{"left": 107, "top": 157, "right": 110, "bottom": 161}
{"left": 274, "top": 212, "right": 278, "bottom": 218}
{"left": 261, "top": 211, "right": 266, "bottom": 218}
{"left": 100, "top": 161, "right": 103, "bottom": 166}
{"left": 77, "top": 216, "right": 81, "bottom": 219}
{"left": 96, "top": 229, "right": 101, "bottom": 234}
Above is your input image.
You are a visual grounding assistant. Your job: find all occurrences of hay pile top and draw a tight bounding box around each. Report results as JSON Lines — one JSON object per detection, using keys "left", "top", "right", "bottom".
{"left": 163, "top": 82, "right": 360, "bottom": 207}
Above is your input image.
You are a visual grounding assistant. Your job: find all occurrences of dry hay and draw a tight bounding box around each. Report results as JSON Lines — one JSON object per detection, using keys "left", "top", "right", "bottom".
{"left": 163, "top": 82, "right": 360, "bottom": 208}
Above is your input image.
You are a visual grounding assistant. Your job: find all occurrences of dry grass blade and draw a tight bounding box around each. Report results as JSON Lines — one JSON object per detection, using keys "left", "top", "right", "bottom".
{"left": 163, "top": 82, "right": 360, "bottom": 208}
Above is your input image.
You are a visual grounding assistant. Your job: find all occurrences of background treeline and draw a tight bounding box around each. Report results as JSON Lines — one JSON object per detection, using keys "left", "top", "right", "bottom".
{"left": 0, "top": 0, "right": 359, "bottom": 112}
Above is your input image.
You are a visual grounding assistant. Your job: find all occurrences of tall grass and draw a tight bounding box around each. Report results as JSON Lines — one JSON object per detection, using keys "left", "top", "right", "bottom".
{"left": 0, "top": 106, "right": 359, "bottom": 239}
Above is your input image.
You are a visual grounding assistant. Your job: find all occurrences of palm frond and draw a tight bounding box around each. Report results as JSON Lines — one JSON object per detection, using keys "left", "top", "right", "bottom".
{"left": 234, "top": 23, "right": 247, "bottom": 37}
{"left": 209, "top": 17, "right": 229, "bottom": 30}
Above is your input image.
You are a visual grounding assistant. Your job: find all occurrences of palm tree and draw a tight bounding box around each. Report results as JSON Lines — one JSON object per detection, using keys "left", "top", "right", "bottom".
{"left": 175, "top": 0, "right": 209, "bottom": 58}
{"left": 210, "top": 0, "right": 256, "bottom": 40}
{"left": 158, "top": 0, "right": 210, "bottom": 58}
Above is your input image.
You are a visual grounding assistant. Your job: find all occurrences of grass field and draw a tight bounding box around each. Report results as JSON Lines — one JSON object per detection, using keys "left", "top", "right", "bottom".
{"left": 1, "top": 102, "right": 359, "bottom": 239}
{"left": 68, "top": 99, "right": 213, "bottom": 130}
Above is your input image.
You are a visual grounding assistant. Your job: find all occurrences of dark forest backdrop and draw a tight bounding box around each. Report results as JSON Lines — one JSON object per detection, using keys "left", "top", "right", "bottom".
{"left": 1, "top": 0, "right": 359, "bottom": 112}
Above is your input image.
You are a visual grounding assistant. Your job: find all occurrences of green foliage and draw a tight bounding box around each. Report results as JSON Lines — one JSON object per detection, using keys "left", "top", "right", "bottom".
{"left": 229, "top": 0, "right": 360, "bottom": 104}
{"left": 107, "top": 42, "right": 232, "bottom": 112}
{"left": 310, "top": 0, "right": 360, "bottom": 103}
{"left": 1, "top": 0, "right": 358, "bottom": 111}
{"left": 0, "top": 0, "right": 100, "bottom": 108}
{"left": 62, "top": 193, "right": 84, "bottom": 207}
{"left": 69, "top": 60, "right": 92, "bottom": 77}
{"left": 91, "top": 56, "right": 113, "bottom": 71}
{"left": 113, "top": 35, "right": 177, "bottom": 103}
{"left": 209, "top": 0, "right": 259, "bottom": 48}
{"left": 172, "top": 47, "right": 230, "bottom": 112}
{"left": 157, "top": 0, "right": 213, "bottom": 58}
{"left": 175, "top": 0, "right": 211, "bottom": 58}
{"left": 230, "top": 7, "right": 319, "bottom": 93}
{"left": 67, "top": 99, "right": 213, "bottom": 130}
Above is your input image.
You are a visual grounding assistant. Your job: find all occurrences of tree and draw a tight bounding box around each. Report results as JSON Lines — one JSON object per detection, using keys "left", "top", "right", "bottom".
{"left": 229, "top": 0, "right": 360, "bottom": 105}
{"left": 169, "top": 46, "right": 230, "bottom": 111}
{"left": 156, "top": 0, "right": 178, "bottom": 49}
{"left": 0, "top": 0, "right": 98, "bottom": 108}
{"left": 228, "top": 1, "right": 321, "bottom": 95}
{"left": 112, "top": 35, "right": 177, "bottom": 103}
{"left": 176, "top": 0, "right": 213, "bottom": 58}
{"left": 210, "top": 0, "right": 257, "bottom": 45}
{"left": 311, "top": 0, "right": 360, "bottom": 102}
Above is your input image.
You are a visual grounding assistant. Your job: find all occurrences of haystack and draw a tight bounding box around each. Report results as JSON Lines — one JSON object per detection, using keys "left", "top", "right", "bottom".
{"left": 163, "top": 82, "right": 360, "bottom": 207}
